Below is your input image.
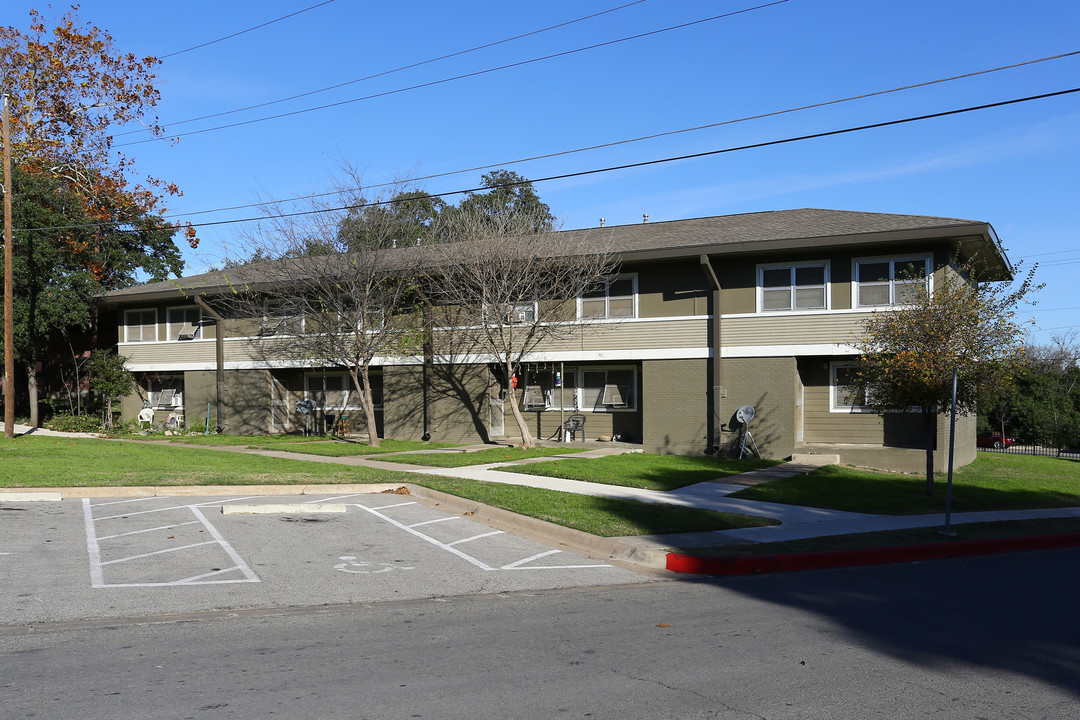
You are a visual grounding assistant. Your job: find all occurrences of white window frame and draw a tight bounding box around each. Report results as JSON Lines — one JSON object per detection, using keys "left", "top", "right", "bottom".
{"left": 829, "top": 362, "right": 873, "bottom": 413}
{"left": 262, "top": 299, "right": 305, "bottom": 336}
{"left": 123, "top": 308, "right": 158, "bottom": 343}
{"left": 853, "top": 254, "right": 932, "bottom": 308}
{"left": 577, "top": 365, "right": 638, "bottom": 413}
{"left": 304, "top": 372, "right": 383, "bottom": 410}
{"left": 756, "top": 261, "right": 830, "bottom": 313}
{"left": 484, "top": 302, "right": 538, "bottom": 325}
{"left": 518, "top": 368, "right": 577, "bottom": 411}
{"left": 146, "top": 374, "right": 184, "bottom": 408}
{"left": 577, "top": 274, "right": 638, "bottom": 320}
{"left": 166, "top": 306, "right": 202, "bottom": 341}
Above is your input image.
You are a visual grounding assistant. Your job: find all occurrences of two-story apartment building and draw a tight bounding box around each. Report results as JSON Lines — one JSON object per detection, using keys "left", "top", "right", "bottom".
{"left": 99, "top": 208, "right": 1012, "bottom": 472}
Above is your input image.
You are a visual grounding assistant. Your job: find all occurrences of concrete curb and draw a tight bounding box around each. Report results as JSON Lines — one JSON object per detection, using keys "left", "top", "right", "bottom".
{"left": 665, "top": 532, "right": 1080, "bottom": 576}
{"left": 0, "top": 491, "right": 63, "bottom": 502}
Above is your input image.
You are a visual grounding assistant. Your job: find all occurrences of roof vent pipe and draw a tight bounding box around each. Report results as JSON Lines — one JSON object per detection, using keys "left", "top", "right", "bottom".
{"left": 599, "top": 218, "right": 605, "bottom": 227}
{"left": 643, "top": 213, "right": 649, "bottom": 223}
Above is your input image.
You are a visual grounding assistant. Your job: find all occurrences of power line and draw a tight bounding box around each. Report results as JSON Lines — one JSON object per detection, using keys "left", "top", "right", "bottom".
{"left": 158, "top": 1, "right": 338, "bottom": 59}
{"left": 121, "top": 1, "right": 649, "bottom": 136}
{"left": 116, "top": 0, "right": 792, "bottom": 147}
{"left": 25, "top": 85, "right": 1080, "bottom": 235}
{"left": 150, "top": 49, "right": 1080, "bottom": 221}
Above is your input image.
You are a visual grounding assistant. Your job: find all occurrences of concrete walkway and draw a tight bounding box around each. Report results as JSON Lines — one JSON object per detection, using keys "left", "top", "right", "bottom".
{"left": 5, "top": 424, "right": 1078, "bottom": 554}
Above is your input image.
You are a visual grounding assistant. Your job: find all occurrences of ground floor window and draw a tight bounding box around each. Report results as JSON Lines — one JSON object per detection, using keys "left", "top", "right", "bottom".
{"left": 142, "top": 374, "right": 184, "bottom": 409}
{"left": 514, "top": 364, "right": 637, "bottom": 412}
{"left": 830, "top": 362, "right": 872, "bottom": 413}
{"left": 304, "top": 371, "right": 382, "bottom": 410}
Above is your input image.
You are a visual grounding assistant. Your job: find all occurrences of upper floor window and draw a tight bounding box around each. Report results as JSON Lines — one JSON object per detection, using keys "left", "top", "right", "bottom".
{"left": 484, "top": 302, "right": 537, "bottom": 325}
{"left": 262, "top": 299, "right": 304, "bottom": 336}
{"left": 124, "top": 309, "right": 157, "bottom": 343}
{"left": 167, "top": 306, "right": 201, "bottom": 341}
{"left": 758, "top": 262, "right": 828, "bottom": 312}
{"left": 855, "top": 256, "right": 930, "bottom": 308}
{"left": 579, "top": 274, "right": 637, "bottom": 319}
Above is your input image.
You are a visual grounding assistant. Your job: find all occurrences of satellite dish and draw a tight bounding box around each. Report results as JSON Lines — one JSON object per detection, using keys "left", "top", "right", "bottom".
{"left": 736, "top": 405, "right": 755, "bottom": 424}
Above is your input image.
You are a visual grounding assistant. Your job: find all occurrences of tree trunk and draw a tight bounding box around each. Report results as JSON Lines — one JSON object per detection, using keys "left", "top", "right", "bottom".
{"left": 505, "top": 361, "right": 535, "bottom": 449}
{"left": 26, "top": 363, "right": 39, "bottom": 427}
{"left": 923, "top": 409, "right": 936, "bottom": 497}
{"left": 351, "top": 366, "right": 380, "bottom": 448}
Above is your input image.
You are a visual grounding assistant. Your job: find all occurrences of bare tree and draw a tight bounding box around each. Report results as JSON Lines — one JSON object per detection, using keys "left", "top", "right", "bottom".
{"left": 422, "top": 209, "right": 617, "bottom": 448}
{"left": 221, "top": 181, "right": 426, "bottom": 446}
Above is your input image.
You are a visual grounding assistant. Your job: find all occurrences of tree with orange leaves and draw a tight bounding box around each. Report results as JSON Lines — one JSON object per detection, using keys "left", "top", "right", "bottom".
{"left": 0, "top": 5, "right": 197, "bottom": 270}
{"left": 852, "top": 262, "right": 1039, "bottom": 496}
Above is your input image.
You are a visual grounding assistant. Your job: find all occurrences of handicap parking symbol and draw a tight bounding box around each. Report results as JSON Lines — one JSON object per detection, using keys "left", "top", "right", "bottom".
{"left": 334, "top": 556, "right": 415, "bottom": 574}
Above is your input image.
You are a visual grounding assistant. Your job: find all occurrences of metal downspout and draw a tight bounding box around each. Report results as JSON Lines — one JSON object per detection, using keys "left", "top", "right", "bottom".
{"left": 699, "top": 255, "right": 723, "bottom": 451}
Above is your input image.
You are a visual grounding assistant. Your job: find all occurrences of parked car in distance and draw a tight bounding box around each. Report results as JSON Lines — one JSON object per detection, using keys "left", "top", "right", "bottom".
{"left": 977, "top": 431, "right": 1017, "bottom": 449}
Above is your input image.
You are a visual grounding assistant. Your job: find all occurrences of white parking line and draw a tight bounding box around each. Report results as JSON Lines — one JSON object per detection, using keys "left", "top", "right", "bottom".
{"left": 96, "top": 520, "right": 202, "bottom": 541}
{"left": 82, "top": 499, "right": 260, "bottom": 588}
{"left": 351, "top": 502, "right": 613, "bottom": 572}
{"left": 448, "top": 530, "right": 505, "bottom": 546}
{"left": 407, "top": 516, "right": 460, "bottom": 529}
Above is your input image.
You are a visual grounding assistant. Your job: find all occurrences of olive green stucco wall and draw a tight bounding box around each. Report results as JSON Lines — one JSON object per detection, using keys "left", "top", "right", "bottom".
{"left": 382, "top": 363, "right": 491, "bottom": 444}
{"left": 642, "top": 358, "right": 709, "bottom": 455}
{"left": 717, "top": 356, "right": 797, "bottom": 460}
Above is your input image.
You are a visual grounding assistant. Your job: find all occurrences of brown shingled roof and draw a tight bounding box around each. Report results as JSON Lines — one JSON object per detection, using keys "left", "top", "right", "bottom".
{"left": 99, "top": 208, "right": 1008, "bottom": 304}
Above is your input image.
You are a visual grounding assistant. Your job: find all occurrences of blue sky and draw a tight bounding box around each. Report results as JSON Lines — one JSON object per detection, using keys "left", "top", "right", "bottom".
{"left": 7, "top": 0, "right": 1080, "bottom": 344}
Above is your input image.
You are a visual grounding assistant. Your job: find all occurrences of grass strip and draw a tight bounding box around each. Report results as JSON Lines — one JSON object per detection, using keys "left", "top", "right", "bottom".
{"left": 256, "top": 439, "right": 460, "bottom": 456}
{"left": 673, "top": 516, "right": 1080, "bottom": 557}
{"left": 731, "top": 454, "right": 1080, "bottom": 515}
{"left": 0, "top": 436, "right": 419, "bottom": 487}
{"left": 384, "top": 446, "right": 588, "bottom": 467}
{"left": 499, "top": 453, "right": 781, "bottom": 491}
{"left": 408, "top": 476, "right": 776, "bottom": 537}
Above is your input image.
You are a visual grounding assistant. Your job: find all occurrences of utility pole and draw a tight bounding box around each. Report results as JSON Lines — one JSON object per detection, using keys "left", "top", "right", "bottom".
{"left": 2, "top": 95, "right": 14, "bottom": 439}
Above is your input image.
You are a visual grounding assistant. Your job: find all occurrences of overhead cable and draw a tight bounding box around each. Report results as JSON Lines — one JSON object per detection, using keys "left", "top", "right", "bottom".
{"left": 116, "top": 0, "right": 792, "bottom": 147}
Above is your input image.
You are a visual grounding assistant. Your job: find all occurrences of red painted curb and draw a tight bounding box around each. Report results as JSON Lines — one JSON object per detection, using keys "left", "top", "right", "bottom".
{"left": 666, "top": 533, "right": 1080, "bottom": 576}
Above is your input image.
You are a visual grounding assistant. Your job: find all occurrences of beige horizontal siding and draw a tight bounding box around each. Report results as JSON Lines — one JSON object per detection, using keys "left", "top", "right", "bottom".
{"left": 537, "top": 318, "right": 707, "bottom": 353}
{"left": 722, "top": 312, "right": 870, "bottom": 347}
{"left": 803, "top": 382, "right": 883, "bottom": 444}
{"left": 121, "top": 341, "right": 216, "bottom": 365}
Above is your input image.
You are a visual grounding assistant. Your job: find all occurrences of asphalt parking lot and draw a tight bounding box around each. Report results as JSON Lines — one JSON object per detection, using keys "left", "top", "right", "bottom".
{"left": 0, "top": 492, "right": 655, "bottom": 625}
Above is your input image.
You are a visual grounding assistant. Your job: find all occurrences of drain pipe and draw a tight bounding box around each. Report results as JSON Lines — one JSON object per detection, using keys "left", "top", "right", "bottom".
{"left": 699, "top": 255, "right": 723, "bottom": 452}
{"left": 194, "top": 296, "right": 225, "bottom": 432}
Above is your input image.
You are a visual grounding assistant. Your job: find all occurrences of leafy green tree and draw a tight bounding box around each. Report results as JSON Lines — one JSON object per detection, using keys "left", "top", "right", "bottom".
{"left": 339, "top": 190, "right": 447, "bottom": 249}
{"left": 1004, "top": 337, "right": 1080, "bottom": 448}
{"left": 3, "top": 166, "right": 180, "bottom": 425}
{"left": 89, "top": 351, "right": 134, "bottom": 429}
{"left": 853, "top": 264, "right": 1039, "bottom": 496}
{"left": 453, "top": 170, "right": 554, "bottom": 234}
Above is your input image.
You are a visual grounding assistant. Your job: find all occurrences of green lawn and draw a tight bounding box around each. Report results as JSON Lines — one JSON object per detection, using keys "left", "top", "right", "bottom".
{"left": 0, "top": 436, "right": 421, "bottom": 487}
{"left": 256, "top": 439, "right": 460, "bottom": 456}
{"left": 408, "top": 476, "right": 777, "bottom": 537}
{"left": 731, "top": 453, "right": 1080, "bottom": 514}
{"left": 382, "top": 446, "right": 588, "bottom": 467}
{"left": 498, "top": 453, "right": 781, "bottom": 491}
{"left": 137, "top": 434, "right": 330, "bottom": 446}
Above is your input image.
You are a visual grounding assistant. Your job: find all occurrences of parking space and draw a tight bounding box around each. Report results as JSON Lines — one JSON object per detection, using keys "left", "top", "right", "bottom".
{"left": 1, "top": 492, "right": 654, "bottom": 625}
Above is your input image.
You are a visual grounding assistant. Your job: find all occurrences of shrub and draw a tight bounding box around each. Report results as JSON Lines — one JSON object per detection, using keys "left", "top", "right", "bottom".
{"left": 44, "top": 413, "right": 103, "bottom": 434}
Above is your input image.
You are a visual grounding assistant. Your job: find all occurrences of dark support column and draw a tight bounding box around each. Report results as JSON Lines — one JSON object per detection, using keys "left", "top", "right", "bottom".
{"left": 194, "top": 296, "right": 225, "bottom": 432}
{"left": 699, "top": 255, "right": 723, "bottom": 452}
